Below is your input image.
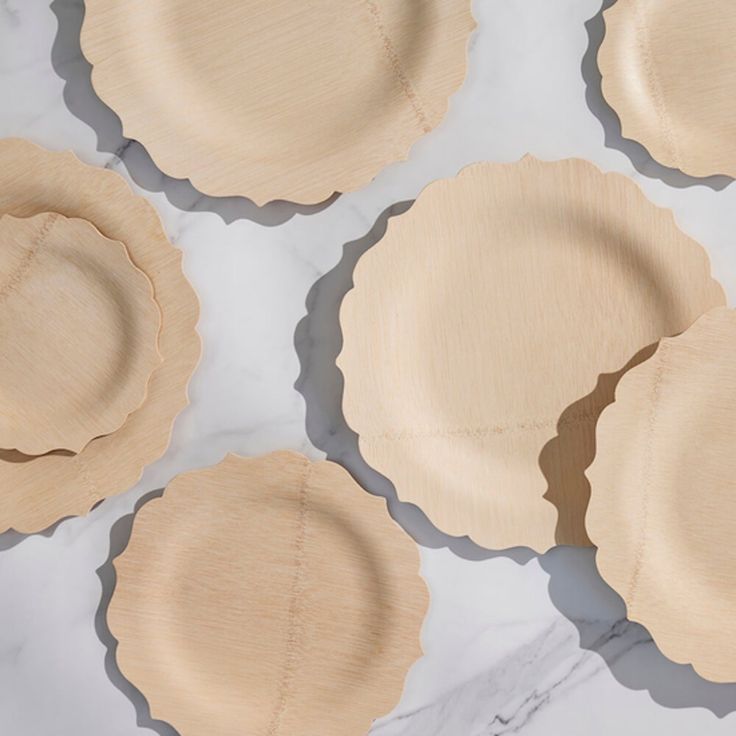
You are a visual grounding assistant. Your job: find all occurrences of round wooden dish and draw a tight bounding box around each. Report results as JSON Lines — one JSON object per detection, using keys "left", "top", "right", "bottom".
{"left": 0, "top": 212, "right": 160, "bottom": 455}
{"left": 108, "top": 451, "right": 428, "bottom": 736}
{"left": 587, "top": 307, "right": 736, "bottom": 684}
{"left": 80, "top": 0, "right": 475, "bottom": 205}
{"left": 338, "top": 157, "right": 725, "bottom": 552}
{"left": 600, "top": 0, "right": 736, "bottom": 178}
{"left": 0, "top": 138, "right": 200, "bottom": 534}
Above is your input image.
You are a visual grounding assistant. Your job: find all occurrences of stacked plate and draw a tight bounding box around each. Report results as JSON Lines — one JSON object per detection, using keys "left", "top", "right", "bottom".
{"left": 0, "top": 211, "right": 161, "bottom": 456}
{"left": 0, "top": 138, "right": 200, "bottom": 534}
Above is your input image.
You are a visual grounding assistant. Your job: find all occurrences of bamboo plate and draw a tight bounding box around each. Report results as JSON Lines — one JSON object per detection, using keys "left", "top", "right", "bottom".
{"left": 587, "top": 307, "right": 736, "bottom": 683}
{"left": 0, "top": 212, "right": 160, "bottom": 455}
{"left": 600, "top": 0, "right": 736, "bottom": 178}
{"left": 0, "top": 138, "right": 200, "bottom": 534}
{"left": 80, "top": 0, "right": 475, "bottom": 205}
{"left": 338, "top": 157, "right": 725, "bottom": 552}
{"left": 109, "top": 451, "right": 427, "bottom": 736}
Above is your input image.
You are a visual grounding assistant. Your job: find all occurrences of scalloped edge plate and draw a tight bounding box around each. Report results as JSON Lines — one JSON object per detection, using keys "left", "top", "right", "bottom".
{"left": 599, "top": 0, "right": 736, "bottom": 178}
{"left": 0, "top": 212, "right": 161, "bottom": 455}
{"left": 0, "top": 138, "right": 200, "bottom": 534}
{"left": 108, "top": 451, "right": 428, "bottom": 736}
{"left": 338, "top": 156, "right": 725, "bottom": 552}
{"left": 80, "top": 0, "right": 475, "bottom": 205}
{"left": 587, "top": 307, "right": 736, "bottom": 683}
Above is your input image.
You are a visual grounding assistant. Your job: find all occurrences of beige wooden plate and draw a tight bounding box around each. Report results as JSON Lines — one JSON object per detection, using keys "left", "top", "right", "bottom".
{"left": 108, "top": 451, "right": 427, "bottom": 736}
{"left": 80, "top": 0, "right": 475, "bottom": 205}
{"left": 600, "top": 0, "right": 736, "bottom": 178}
{"left": 587, "top": 307, "right": 736, "bottom": 683}
{"left": 0, "top": 138, "right": 200, "bottom": 534}
{"left": 0, "top": 212, "right": 160, "bottom": 455}
{"left": 338, "top": 157, "right": 725, "bottom": 552}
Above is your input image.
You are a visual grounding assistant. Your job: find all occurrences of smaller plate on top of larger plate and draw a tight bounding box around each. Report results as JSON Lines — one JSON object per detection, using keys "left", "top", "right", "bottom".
{"left": 108, "top": 451, "right": 428, "bottom": 736}
{"left": 0, "top": 138, "right": 200, "bottom": 535}
{"left": 0, "top": 212, "right": 160, "bottom": 455}
{"left": 587, "top": 307, "right": 736, "bottom": 683}
{"left": 600, "top": 0, "right": 736, "bottom": 178}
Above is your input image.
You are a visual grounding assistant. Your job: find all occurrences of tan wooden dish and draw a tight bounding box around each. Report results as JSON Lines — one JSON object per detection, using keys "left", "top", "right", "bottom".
{"left": 0, "top": 212, "right": 160, "bottom": 455}
{"left": 600, "top": 0, "right": 736, "bottom": 178}
{"left": 0, "top": 138, "right": 200, "bottom": 534}
{"left": 338, "top": 157, "right": 725, "bottom": 552}
{"left": 108, "top": 451, "right": 427, "bottom": 736}
{"left": 587, "top": 307, "right": 736, "bottom": 683}
{"left": 80, "top": 0, "right": 475, "bottom": 205}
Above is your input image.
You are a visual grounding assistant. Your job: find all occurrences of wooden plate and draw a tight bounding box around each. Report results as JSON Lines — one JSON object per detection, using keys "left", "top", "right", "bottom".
{"left": 338, "top": 157, "right": 725, "bottom": 552}
{"left": 587, "top": 307, "right": 736, "bottom": 683}
{"left": 0, "top": 138, "right": 200, "bottom": 534}
{"left": 108, "top": 451, "right": 427, "bottom": 736}
{"left": 600, "top": 0, "right": 736, "bottom": 178}
{"left": 0, "top": 212, "right": 160, "bottom": 455}
{"left": 80, "top": 0, "right": 475, "bottom": 205}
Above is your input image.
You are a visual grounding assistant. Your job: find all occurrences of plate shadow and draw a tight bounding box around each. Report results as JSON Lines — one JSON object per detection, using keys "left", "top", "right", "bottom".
{"left": 0, "top": 515, "right": 70, "bottom": 551}
{"left": 541, "top": 342, "right": 657, "bottom": 546}
{"left": 541, "top": 546, "right": 736, "bottom": 718}
{"left": 95, "top": 488, "right": 181, "bottom": 736}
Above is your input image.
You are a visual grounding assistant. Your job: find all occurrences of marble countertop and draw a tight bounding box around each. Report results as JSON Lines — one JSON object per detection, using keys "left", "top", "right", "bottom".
{"left": 2, "top": 0, "right": 736, "bottom": 734}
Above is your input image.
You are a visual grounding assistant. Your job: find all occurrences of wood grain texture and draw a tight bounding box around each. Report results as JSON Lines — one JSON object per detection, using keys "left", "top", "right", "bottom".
{"left": 338, "top": 157, "right": 725, "bottom": 552}
{"left": 600, "top": 0, "right": 736, "bottom": 177}
{"left": 108, "top": 451, "right": 428, "bottom": 736}
{"left": 587, "top": 307, "right": 736, "bottom": 683}
{"left": 0, "top": 138, "right": 200, "bottom": 534}
{"left": 0, "top": 212, "right": 160, "bottom": 455}
{"left": 80, "top": 0, "right": 475, "bottom": 205}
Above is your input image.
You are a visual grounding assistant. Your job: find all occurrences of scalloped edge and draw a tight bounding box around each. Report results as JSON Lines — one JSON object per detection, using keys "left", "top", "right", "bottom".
{"left": 599, "top": 0, "right": 736, "bottom": 180}
{"left": 594, "top": 541, "right": 735, "bottom": 683}
{"left": 80, "top": 1, "right": 476, "bottom": 205}
{"left": 337, "top": 155, "right": 725, "bottom": 553}
{"left": 0, "top": 138, "right": 201, "bottom": 534}
{"left": 0, "top": 211, "right": 162, "bottom": 456}
{"left": 587, "top": 306, "right": 736, "bottom": 683}
{"left": 107, "top": 451, "right": 428, "bottom": 734}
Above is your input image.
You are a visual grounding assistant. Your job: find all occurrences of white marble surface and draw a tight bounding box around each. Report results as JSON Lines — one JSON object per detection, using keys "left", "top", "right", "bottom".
{"left": 1, "top": 0, "right": 736, "bottom": 733}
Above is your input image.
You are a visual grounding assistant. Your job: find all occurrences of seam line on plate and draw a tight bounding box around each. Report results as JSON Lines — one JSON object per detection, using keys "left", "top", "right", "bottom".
{"left": 625, "top": 341, "right": 668, "bottom": 611}
{"left": 266, "top": 459, "right": 311, "bottom": 736}
{"left": 0, "top": 212, "right": 58, "bottom": 303}
{"left": 73, "top": 452, "right": 100, "bottom": 508}
{"left": 362, "top": 0, "right": 432, "bottom": 134}
{"left": 361, "top": 410, "right": 602, "bottom": 442}
{"left": 632, "top": 1, "right": 681, "bottom": 169}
